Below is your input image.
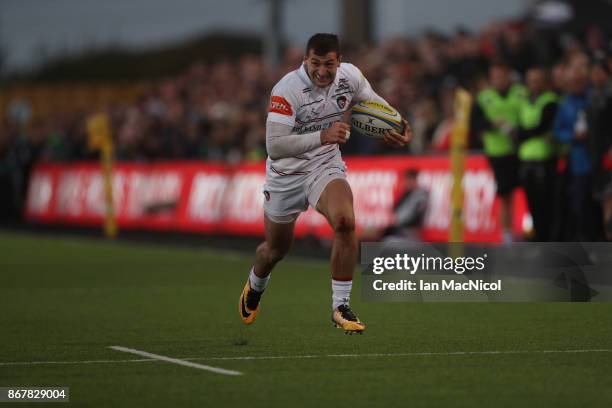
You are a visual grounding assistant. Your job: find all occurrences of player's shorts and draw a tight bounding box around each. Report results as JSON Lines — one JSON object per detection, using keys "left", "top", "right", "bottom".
{"left": 488, "top": 154, "right": 519, "bottom": 196}
{"left": 263, "top": 163, "right": 347, "bottom": 224}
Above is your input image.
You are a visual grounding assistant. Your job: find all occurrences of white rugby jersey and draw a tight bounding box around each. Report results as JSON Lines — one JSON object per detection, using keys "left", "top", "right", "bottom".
{"left": 265, "top": 62, "right": 385, "bottom": 186}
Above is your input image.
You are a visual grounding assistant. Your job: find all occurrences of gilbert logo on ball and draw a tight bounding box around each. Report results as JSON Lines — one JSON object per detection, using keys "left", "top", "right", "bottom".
{"left": 350, "top": 101, "right": 403, "bottom": 139}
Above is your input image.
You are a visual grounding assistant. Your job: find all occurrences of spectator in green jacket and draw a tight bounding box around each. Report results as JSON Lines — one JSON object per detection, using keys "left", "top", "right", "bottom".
{"left": 517, "top": 66, "right": 559, "bottom": 241}
{"left": 471, "top": 61, "right": 528, "bottom": 242}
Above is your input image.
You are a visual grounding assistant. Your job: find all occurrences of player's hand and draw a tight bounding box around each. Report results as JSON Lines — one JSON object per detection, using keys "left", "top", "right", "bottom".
{"left": 321, "top": 122, "right": 351, "bottom": 145}
{"left": 383, "top": 119, "right": 412, "bottom": 148}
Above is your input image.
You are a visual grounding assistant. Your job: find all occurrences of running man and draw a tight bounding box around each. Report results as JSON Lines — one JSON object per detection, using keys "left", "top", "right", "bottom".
{"left": 239, "top": 33, "right": 412, "bottom": 333}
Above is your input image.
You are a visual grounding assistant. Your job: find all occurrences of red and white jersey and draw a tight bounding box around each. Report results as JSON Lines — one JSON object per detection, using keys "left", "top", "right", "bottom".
{"left": 265, "top": 62, "right": 385, "bottom": 187}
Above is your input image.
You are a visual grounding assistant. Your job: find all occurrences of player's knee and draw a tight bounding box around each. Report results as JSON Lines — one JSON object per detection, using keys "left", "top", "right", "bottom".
{"left": 332, "top": 213, "right": 355, "bottom": 234}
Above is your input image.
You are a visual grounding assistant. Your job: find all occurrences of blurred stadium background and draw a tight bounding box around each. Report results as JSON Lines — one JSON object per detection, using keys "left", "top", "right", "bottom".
{"left": 1, "top": 0, "right": 612, "bottom": 243}
{"left": 0, "top": 0, "right": 611, "bottom": 242}
{"left": 2, "top": 2, "right": 612, "bottom": 407}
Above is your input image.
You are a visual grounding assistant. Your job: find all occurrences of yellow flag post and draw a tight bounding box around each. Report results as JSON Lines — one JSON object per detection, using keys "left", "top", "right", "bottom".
{"left": 449, "top": 89, "right": 472, "bottom": 249}
{"left": 86, "top": 113, "right": 117, "bottom": 239}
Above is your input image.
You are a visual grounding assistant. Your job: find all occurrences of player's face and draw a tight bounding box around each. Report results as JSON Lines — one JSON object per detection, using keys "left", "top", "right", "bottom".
{"left": 304, "top": 50, "right": 341, "bottom": 88}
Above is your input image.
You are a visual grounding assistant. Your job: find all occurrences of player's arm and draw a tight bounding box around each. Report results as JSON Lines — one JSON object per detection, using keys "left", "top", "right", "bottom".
{"left": 266, "top": 86, "right": 351, "bottom": 159}
{"left": 266, "top": 121, "right": 350, "bottom": 160}
{"left": 350, "top": 64, "right": 411, "bottom": 148}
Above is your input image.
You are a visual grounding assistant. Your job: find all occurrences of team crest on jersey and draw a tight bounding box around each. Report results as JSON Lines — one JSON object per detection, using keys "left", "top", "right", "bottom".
{"left": 336, "top": 95, "right": 347, "bottom": 109}
{"left": 269, "top": 96, "right": 293, "bottom": 116}
{"left": 264, "top": 190, "right": 270, "bottom": 201}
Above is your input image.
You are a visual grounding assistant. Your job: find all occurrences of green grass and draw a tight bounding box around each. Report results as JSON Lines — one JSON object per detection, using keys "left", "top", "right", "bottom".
{"left": 0, "top": 231, "right": 611, "bottom": 407}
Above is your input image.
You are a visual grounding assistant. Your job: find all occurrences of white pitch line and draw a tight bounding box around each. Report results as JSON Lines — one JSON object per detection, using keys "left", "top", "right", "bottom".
{"left": 206, "top": 355, "right": 320, "bottom": 361}
{"left": 198, "top": 348, "right": 612, "bottom": 361}
{"left": 324, "top": 349, "right": 612, "bottom": 358}
{"left": 109, "top": 346, "right": 242, "bottom": 376}
{"left": 0, "top": 358, "right": 155, "bottom": 366}
{"left": 1, "top": 348, "right": 610, "bottom": 367}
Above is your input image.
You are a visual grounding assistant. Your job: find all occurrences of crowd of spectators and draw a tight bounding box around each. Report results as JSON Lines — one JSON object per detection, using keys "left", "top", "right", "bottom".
{"left": 1, "top": 17, "right": 612, "bottom": 236}
{"left": 1, "top": 19, "right": 610, "bottom": 164}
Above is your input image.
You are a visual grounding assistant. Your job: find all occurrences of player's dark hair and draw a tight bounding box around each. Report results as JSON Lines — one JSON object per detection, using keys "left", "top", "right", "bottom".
{"left": 306, "top": 33, "right": 341, "bottom": 56}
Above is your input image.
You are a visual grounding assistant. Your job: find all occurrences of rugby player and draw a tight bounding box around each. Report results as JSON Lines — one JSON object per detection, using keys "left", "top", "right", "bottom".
{"left": 239, "top": 33, "right": 412, "bottom": 334}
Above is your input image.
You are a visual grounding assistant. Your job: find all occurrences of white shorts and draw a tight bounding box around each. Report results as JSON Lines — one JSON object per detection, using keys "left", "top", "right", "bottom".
{"left": 263, "top": 164, "right": 347, "bottom": 224}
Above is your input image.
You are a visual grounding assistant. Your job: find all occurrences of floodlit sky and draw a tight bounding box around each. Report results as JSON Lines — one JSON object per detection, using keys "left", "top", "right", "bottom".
{"left": 0, "top": 0, "right": 524, "bottom": 72}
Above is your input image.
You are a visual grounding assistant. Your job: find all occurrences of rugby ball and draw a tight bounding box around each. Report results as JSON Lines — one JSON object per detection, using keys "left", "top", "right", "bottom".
{"left": 350, "top": 101, "right": 403, "bottom": 139}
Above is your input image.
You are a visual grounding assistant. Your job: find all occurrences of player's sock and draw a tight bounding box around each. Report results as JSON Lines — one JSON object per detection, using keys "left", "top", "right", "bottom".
{"left": 249, "top": 267, "right": 270, "bottom": 293}
{"left": 332, "top": 279, "right": 352, "bottom": 310}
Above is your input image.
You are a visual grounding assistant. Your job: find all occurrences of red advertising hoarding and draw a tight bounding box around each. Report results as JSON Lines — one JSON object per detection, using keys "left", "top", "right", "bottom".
{"left": 24, "top": 156, "right": 530, "bottom": 242}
